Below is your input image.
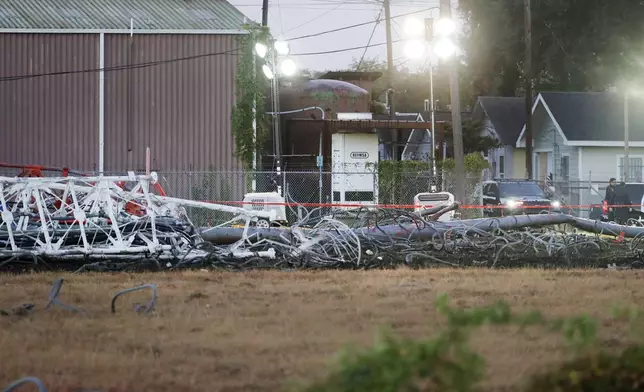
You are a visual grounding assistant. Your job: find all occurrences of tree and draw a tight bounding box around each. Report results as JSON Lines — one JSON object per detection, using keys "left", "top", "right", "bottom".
{"left": 443, "top": 120, "right": 502, "bottom": 156}
{"left": 341, "top": 56, "right": 496, "bottom": 154}
{"left": 346, "top": 56, "right": 454, "bottom": 113}
{"left": 459, "top": 0, "right": 644, "bottom": 96}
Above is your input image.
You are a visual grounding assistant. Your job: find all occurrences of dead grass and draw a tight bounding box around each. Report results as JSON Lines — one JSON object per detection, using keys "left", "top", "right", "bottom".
{"left": 1, "top": 268, "right": 644, "bottom": 391}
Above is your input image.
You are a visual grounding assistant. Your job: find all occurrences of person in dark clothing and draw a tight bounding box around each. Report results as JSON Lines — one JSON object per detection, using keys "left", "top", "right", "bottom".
{"left": 614, "top": 181, "right": 631, "bottom": 224}
{"left": 605, "top": 178, "right": 617, "bottom": 221}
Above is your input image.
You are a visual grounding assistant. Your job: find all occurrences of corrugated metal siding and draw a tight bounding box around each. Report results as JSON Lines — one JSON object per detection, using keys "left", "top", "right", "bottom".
{"left": 0, "top": 0, "right": 248, "bottom": 30}
{"left": 0, "top": 33, "right": 99, "bottom": 170}
{"left": 104, "top": 33, "right": 241, "bottom": 172}
{"left": 1, "top": 33, "right": 242, "bottom": 174}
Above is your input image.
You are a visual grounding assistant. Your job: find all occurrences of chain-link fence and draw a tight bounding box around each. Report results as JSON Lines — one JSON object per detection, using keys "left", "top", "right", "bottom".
{"left": 6, "top": 165, "right": 619, "bottom": 223}
{"left": 152, "top": 170, "right": 484, "bottom": 224}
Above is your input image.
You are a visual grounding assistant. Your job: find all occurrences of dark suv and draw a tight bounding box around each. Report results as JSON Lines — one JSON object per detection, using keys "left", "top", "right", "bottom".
{"left": 482, "top": 180, "right": 561, "bottom": 217}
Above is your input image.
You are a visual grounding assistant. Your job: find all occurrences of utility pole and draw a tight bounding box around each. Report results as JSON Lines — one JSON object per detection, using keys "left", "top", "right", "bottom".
{"left": 440, "top": 0, "right": 465, "bottom": 203}
{"left": 524, "top": 0, "right": 533, "bottom": 179}
{"left": 262, "top": 0, "right": 269, "bottom": 26}
{"left": 624, "top": 91, "right": 630, "bottom": 182}
{"left": 384, "top": 0, "right": 397, "bottom": 160}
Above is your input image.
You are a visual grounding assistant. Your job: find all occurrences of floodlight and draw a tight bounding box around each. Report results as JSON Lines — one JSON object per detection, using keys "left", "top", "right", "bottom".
{"left": 274, "top": 40, "right": 290, "bottom": 55}
{"left": 433, "top": 37, "right": 457, "bottom": 58}
{"left": 262, "top": 64, "right": 274, "bottom": 79}
{"left": 435, "top": 18, "right": 456, "bottom": 36}
{"left": 280, "top": 58, "right": 296, "bottom": 76}
{"left": 404, "top": 39, "right": 425, "bottom": 59}
{"left": 403, "top": 17, "right": 424, "bottom": 37}
{"left": 255, "top": 42, "right": 267, "bottom": 58}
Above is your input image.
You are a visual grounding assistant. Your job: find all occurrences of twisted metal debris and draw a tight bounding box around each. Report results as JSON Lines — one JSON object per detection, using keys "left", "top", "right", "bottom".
{"left": 2, "top": 172, "right": 644, "bottom": 272}
{"left": 199, "top": 206, "right": 644, "bottom": 269}
{"left": 1, "top": 377, "right": 46, "bottom": 392}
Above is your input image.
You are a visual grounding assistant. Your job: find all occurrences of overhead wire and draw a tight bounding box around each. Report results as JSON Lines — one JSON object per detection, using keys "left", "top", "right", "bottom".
{"left": 0, "top": 6, "right": 438, "bottom": 82}
{"left": 284, "top": 0, "right": 351, "bottom": 33}
{"left": 356, "top": 6, "right": 385, "bottom": 70}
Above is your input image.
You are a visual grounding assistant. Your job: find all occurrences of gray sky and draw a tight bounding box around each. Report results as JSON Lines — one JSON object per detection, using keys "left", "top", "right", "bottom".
{"left": 230, "top": 0, "right": 448, "bottom": 72}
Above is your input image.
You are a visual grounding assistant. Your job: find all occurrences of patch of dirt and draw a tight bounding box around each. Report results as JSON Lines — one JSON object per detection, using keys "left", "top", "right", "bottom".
{"left": 0, "top": 269, "right": 642, "bottom": 391}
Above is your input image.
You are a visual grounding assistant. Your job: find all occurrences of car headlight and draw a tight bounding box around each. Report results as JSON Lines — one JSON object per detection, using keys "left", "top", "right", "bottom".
{"left": 506, "top": 200, "right": 519, "bottom": 208}
{"left": 551, "top": 200, "right": 561, "bottom": 209}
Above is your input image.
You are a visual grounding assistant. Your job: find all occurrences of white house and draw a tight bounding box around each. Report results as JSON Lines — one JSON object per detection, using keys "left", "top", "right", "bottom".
{"left": 516, "top": 91, "right": 644, "bottom": 215}
{"left": 471, "top": 96, "right": 527, "bottom": 179}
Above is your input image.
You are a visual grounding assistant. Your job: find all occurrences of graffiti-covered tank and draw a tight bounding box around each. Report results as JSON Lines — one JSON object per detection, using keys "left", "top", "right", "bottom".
{"left": 279, "top": 78, "right": 370, "bottom": 117}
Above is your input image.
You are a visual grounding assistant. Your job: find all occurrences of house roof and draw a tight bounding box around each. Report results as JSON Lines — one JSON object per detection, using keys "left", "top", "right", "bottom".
{"left": 0, "top": 0, "right": 249, "bottom": 32}
{"left": 516, "top": 91, "right": 644, "bottom": 147}
{"left": 539, "top": 91, "right": 644, "bottom": 142}
{"left": 472, "top": 97, "right": 525, "bottom": 145}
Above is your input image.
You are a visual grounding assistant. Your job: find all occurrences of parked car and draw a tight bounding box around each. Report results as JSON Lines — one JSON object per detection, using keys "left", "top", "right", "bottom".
{"left": 482, "top": 179, "right": 562, "bottom": 217}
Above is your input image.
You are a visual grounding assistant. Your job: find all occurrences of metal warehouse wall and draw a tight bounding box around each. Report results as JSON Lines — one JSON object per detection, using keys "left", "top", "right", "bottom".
{"left": 0, "top": 34, "right": 99, "bottom": 170}
{"left": 0, "top": 33, "right": 241, "bottom": 173}
{"left": 104, "top": 34, "right": 240, "bottom": 173}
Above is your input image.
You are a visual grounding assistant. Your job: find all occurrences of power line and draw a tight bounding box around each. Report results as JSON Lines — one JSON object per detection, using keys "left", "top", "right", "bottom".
{"left": 292, "top": 39, "right": 402, "bottom": 56}
{"left": 356, "top": 7, "right": 384, "bottom": 69}
{"left": 0, "top": 7, "right": 436, "bottom": 82}
{"left": 0, "top": 47, "right": 242, "bottom": 82}
{"left": 286, "top": 6, "right": 438, "bottom": 41}
{"left": 284, "top": 0, "right": 350, "bottom": 33}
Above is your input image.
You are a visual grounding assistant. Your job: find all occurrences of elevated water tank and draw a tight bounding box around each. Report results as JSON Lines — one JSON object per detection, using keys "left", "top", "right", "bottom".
{"left": 279, "top": 79, "right": 371, "bottom": 116}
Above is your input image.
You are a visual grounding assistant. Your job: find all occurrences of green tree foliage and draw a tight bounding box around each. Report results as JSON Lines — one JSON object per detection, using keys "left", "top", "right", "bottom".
{"left": 443, "top": 120, "right": 503, "bottom": 155}
{"left": 347, "top": 56, "right": 454, "bottom": 114}
{"left": 459, "top": 0, "right": 644, "bottom": 96}
{"left": 231, "top": 25, "right": 271, "bottom": 169}
{"left": 343, "top": 57, "right": 494, "bottom": 155}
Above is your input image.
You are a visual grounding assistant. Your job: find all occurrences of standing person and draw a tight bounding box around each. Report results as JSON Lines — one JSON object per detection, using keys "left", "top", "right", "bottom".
{"left": 614, "top": 181, "right": 631, "bottom": 224}
{"left": 605, "top": 178, "right": 617, "bottom": 221}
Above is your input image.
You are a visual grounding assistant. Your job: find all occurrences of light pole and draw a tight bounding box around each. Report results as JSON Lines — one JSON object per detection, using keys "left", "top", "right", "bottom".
{"left": 253, "top": 39, "right": 297, "bottom": 196}
{"left": 624, "top": 90, "right": 630, "bottom": 182}
{"left": 403, "top": 9, "right": 458, "bottom": 194}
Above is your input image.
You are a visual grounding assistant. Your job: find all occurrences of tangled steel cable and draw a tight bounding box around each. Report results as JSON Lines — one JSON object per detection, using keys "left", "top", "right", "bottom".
{"left": 2, "top": 207, "right": 644, "bottom": 272}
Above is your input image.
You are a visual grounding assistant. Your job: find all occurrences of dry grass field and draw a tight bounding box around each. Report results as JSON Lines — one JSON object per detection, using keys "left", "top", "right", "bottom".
{"left": 1, "top": 268, "right": 644, "bottom": 391}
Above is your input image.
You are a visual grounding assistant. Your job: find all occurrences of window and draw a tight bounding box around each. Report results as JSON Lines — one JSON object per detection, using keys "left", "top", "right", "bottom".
{"left": 499, "top": 156, "right": 505, "bottom": 178}
{"left": 498, "top": 182, "right": 546, "bottom": 198}
{"left": 619, "top": 157, "right": 643, "bottom": 182}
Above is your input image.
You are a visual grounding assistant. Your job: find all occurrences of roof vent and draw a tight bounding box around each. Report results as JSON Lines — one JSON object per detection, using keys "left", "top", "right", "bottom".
{"left": 606, "top": 85, "right": 617, "bottom": 93}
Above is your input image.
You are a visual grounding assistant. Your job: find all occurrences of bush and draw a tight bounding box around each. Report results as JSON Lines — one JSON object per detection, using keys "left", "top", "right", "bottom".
{"left": 525, "top": 345, "right": 644, "bottom": 392}
{"left": 290, "top": 295, "right": 620, "bottom": 392}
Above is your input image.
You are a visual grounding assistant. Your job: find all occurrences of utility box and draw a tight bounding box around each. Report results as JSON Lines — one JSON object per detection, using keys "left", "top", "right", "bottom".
{"left": 414, "top": 192, "right": 455, "bottom": 222}
{"left": 332, "top": 113, "right": 379, "bottom": 207}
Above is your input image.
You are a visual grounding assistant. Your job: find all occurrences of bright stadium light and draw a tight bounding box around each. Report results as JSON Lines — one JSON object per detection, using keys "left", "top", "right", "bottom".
{"left": 255, "top": 42, "right": 267, "bottom": 58}
{"left": 280, "top": 58, "right": 297, "bottom": 76}
{"left": 404, "top": 39, "right": 425, "bottom": 59}
{"left": 433, "top": 37, "right": 457, "bottom": 59}
{"left": 403, "top": 17, "right": 424, "bottom": 37}
{"left": 262, "top": 64, "right": 274, "bottom": 79}
{"left": 274, "top": 40, "right": 290, "bottom": 55}
{"left": 435, "top": 17, "right": 456, "bottom": 36}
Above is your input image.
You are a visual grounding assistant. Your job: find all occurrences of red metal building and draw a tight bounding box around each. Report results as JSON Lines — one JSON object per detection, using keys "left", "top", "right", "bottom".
{"left": 0, "top": 0, "right": 249, "bottom": 173}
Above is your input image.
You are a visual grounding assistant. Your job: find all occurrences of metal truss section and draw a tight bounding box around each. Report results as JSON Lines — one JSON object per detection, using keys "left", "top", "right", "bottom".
{"left": 0, "top": 172, "right": 276, "bottom": 264}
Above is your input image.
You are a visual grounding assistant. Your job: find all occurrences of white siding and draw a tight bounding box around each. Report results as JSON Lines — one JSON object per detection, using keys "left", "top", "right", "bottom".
{"left": 581, "top": 147, "right": 644, "bottom": 182}
{"left": 577, "top": 147, "right": 644, "bottom": 214}
{"left": 531, "top": 103, "right": 579, "bottom": 182}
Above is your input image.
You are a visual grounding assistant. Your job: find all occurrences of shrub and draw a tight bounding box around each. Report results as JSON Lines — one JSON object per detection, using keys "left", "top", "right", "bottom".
{"left": 525, "top": 345, "right": 644, "bottom": 392}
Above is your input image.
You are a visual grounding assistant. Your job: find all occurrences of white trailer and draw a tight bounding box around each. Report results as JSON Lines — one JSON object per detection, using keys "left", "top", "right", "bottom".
{"left": 331, "top": 113, "right": 379, "bottom": 207}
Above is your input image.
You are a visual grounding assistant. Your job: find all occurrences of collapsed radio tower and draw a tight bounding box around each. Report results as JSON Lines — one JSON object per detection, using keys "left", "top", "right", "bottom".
{"left": 0, "top": 172, "right": 276, "bottom": 267}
